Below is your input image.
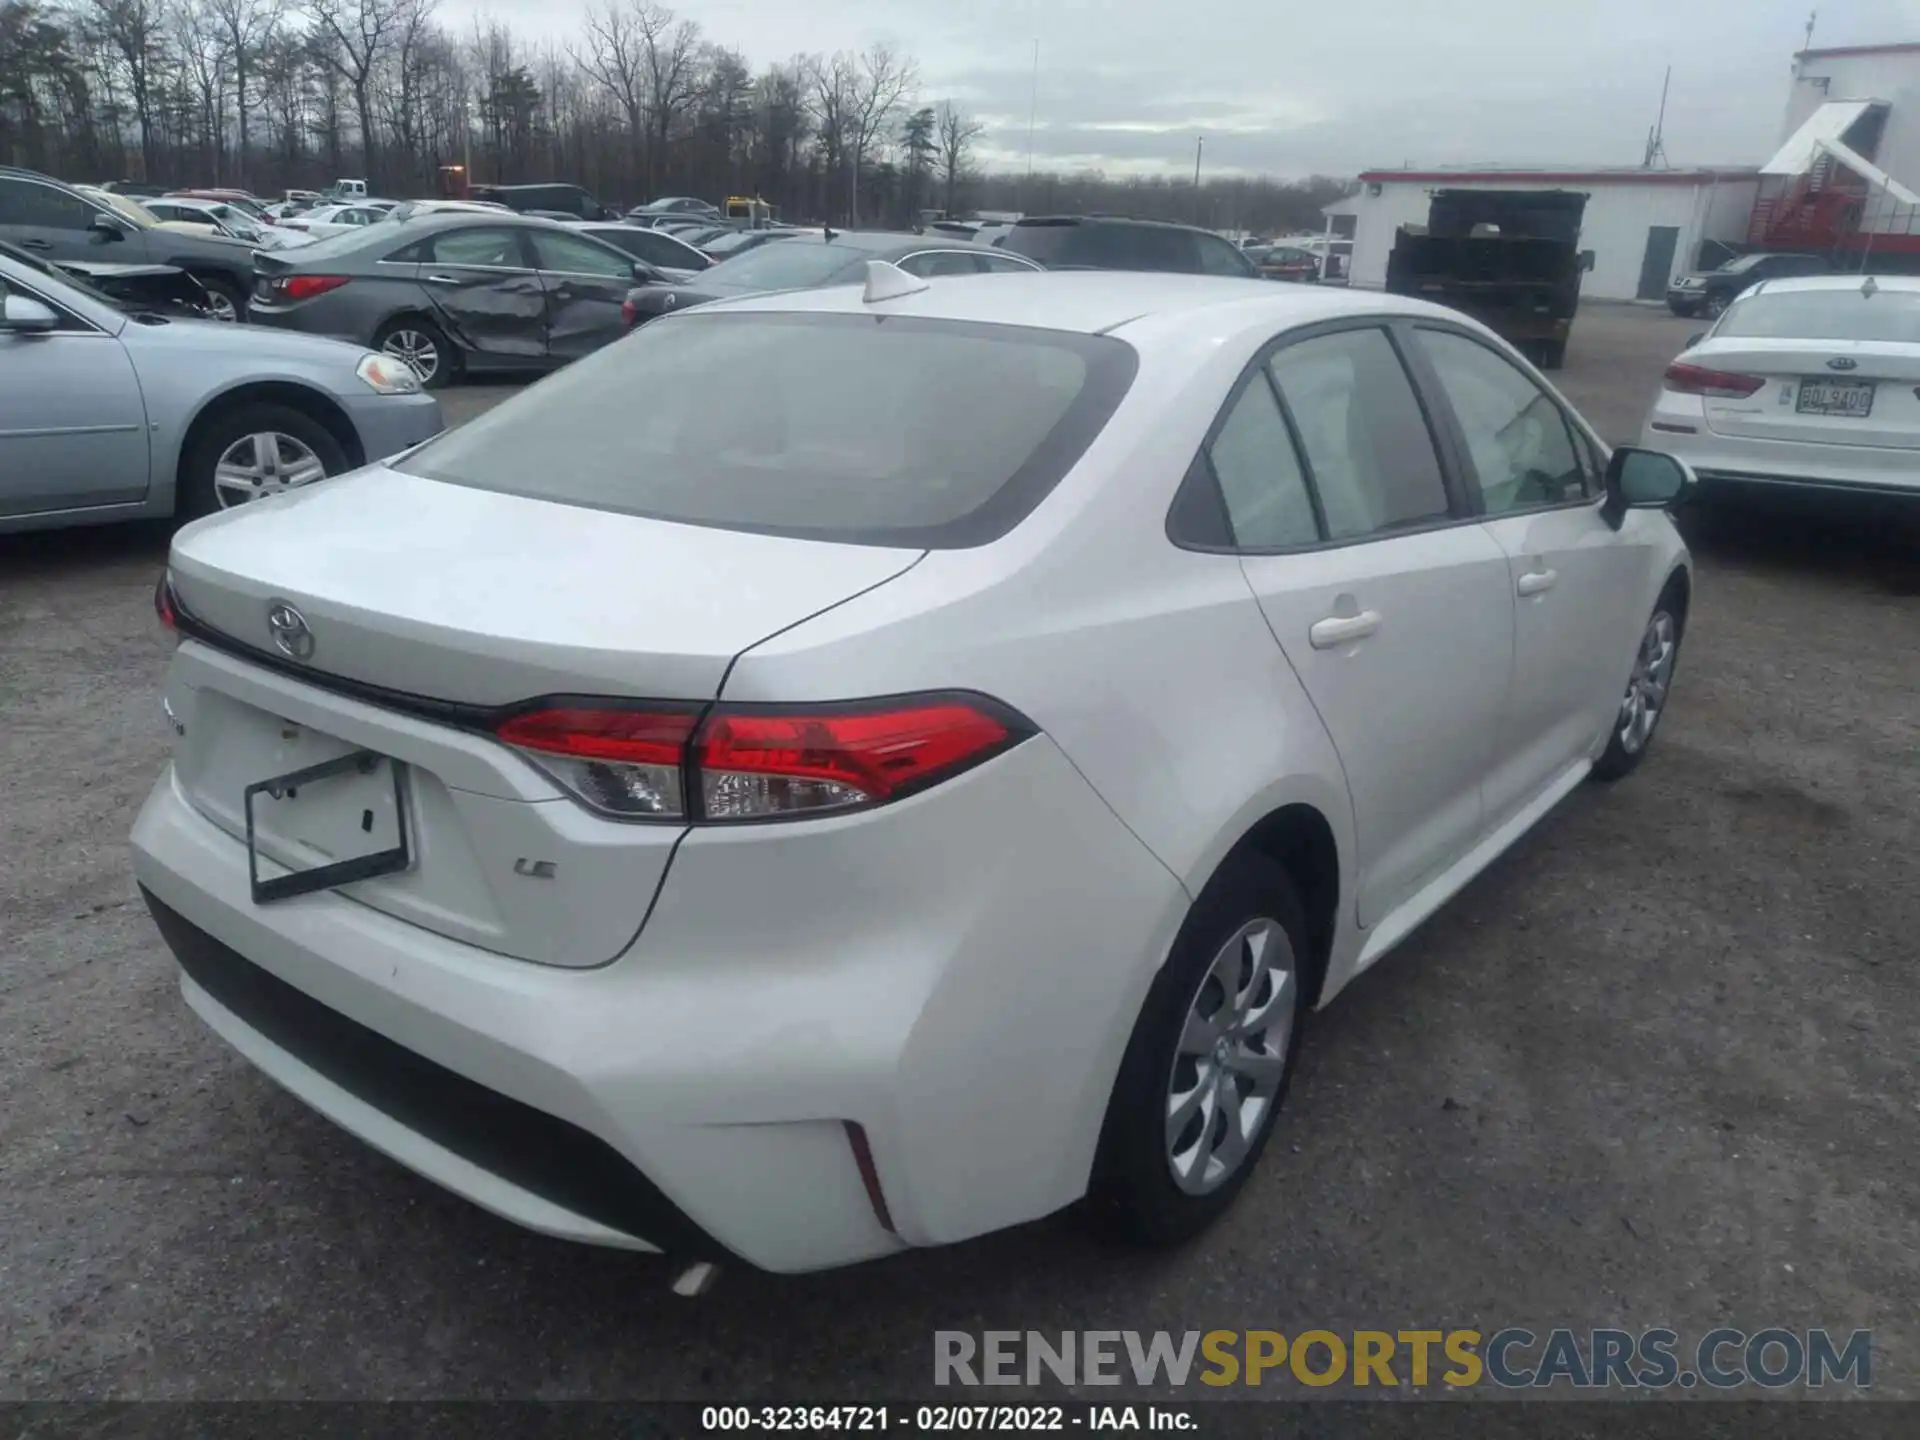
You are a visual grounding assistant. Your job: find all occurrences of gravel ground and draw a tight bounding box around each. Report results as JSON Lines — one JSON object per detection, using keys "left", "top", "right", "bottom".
{"left": 1, "top": 304, "right": 1915, "bottom": 1402}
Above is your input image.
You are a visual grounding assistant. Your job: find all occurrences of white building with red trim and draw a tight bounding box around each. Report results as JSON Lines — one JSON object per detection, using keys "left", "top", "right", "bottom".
{"left": 1326, "top": 38, "right": 1920, "bottom": 301}
{"left": 1323, "top": 165, "right": 1760, "bottom": 301}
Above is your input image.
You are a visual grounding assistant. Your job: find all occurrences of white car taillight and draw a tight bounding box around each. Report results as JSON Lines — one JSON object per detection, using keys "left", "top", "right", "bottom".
{"left": 495, "top": 696, "right": 1030, "bottom": 823}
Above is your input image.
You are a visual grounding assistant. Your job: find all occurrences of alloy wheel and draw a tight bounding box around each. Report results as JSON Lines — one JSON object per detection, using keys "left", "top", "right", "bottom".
{"left": 204, "top": 290, "right": 239, "bottom": 323}
{"left": 212, "top": 432, "right": 329, "bottom": 508}
{"left": 1165, "top": 917, "right": 1295, "bottom": 1195}
{"left": 1618, "top": 610, "right": 1678, "bottom": 754}
{"left": 382, "top": 329, "right": 440, "bottom": 384}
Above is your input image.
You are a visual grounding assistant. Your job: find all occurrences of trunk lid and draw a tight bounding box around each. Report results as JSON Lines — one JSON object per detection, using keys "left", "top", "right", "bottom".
{"left": 168, "top": 465, "right": 922, "bottom": 705}
{"left": 1699, "top": 339, "right": 1920, "bottom": 450}
{"left": 165, "top": 467, "right": 921, "bottom": 967}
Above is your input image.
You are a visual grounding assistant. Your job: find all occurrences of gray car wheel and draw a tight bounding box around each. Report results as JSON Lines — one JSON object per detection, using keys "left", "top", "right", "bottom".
{"left": 375, "top": 317, "right": 453, "bottom": 389}
{"left": 193, "top": 277, "right": 245, "bottom": 323}
{"left": 179, "top": 401, "right": 348, "bottom": 521}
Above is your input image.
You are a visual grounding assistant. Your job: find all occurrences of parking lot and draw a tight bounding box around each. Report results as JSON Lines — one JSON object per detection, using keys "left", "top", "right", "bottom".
{"left": 2, "top": 302, "right": 1916, "bottom": 1402}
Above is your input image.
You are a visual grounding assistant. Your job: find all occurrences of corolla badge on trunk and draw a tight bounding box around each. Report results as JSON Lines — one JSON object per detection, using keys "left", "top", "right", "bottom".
{"left": 1827, "top": 357, "right": 1858, "bottom": 371}
{"left": 266, "top": 600, "right": 315, "bottom": 661}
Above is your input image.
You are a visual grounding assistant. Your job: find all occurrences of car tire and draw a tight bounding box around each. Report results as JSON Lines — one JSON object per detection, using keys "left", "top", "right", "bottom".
{"left": 374, "top": 316, "right": 456, "bottom": 389}
{"left": 1082, "top": 852, "right": 1310, "bottom": 1248}
{"left": 192, "top": 275, "right": 246, "bottom": 323}
{"left": 1537, "top": 339, "right": 1568, "bottom": 370}
{"left": 1704, "top": 292, "right": 1731, "bottom": 319}
{"left": 1591, "top": 581, "right": 1686, "bottom": 783}
{"left": 178, "top": 401, "right": 349, "bottom": 521}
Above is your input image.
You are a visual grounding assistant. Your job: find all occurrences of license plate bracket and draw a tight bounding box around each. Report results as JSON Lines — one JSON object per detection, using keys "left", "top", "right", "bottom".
{"left": 1796, "top": 377, "right": 1875, "bottom": 417}
{"left": 244, "top": 750, "right": 409, "bottom": 904}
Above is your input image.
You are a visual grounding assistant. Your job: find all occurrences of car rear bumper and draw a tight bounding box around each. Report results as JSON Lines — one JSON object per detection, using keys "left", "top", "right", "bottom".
{"left": 1641, "top": 395, "right": 1920, "bottom": 500}
{"left": 130, "top": 731, "right": 1187, "bottom": 1272}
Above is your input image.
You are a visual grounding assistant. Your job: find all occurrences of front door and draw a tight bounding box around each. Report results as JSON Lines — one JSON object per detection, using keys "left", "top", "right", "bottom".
{"left": 1637, "top": 226, "right": 1680, "bottom": 301}
{"left": 1407, "top": 325, "right": 1637, "bottom": 824}
{"left": 1234, "top": 324, "right": 1517, "bottom": 929}
{"left": 525, "top": 228, "right": 635, "bottom": 363}
{"left": 0, "top": 290, "right": 148, "bottom": 517}
{"left": 415, "top": 226, "right": 549, "bottom": 364}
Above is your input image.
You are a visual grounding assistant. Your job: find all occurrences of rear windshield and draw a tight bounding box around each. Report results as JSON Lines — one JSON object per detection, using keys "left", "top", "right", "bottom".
{"left": 1718, "top": 288, "right": 1920, "bottom": 342}
{"left": 694, "top": 241, "right": 865, "bottom": 290}
{"left": 395, "top": 311, "right": 1138, "bottom": 547}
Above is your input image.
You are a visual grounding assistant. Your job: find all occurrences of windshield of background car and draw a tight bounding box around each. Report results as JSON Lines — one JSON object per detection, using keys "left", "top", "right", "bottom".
{"left": 696, "top": 241, "right": 864, "bottom": 290}
{"left": 394, "top": 311, "right": 1139, "bottom": 547}
{"left": 1717, "top": 288, "right": 1920, "bottom": 342}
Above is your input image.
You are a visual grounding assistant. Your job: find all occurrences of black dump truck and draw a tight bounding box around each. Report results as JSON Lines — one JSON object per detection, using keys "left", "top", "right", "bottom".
{"left": 1385, "top": 189, "right": 1590, "bottom": 370}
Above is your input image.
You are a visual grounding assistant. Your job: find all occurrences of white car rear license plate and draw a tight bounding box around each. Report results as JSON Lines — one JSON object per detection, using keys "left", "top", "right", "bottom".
{"left": 1796, "top": 378, "right": 1875, "bottom": 417}
{"left": 244, "top": 750, "right": 410, "bottom": 904}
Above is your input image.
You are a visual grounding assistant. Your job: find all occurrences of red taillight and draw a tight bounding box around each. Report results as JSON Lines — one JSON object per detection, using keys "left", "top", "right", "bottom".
{"left": 698, "top": 702, "right": 1013, "bottom": 819}
{"left": 279, "top": 274, "right": 350, "bottom": 301}
{"left": 497, "top": 707, "right": 698, "bottom": 819}
{"left": 493, "top": 695, "right": 1026, "bottom": 823}
{"left": 153, "top": 573, "right": 178, "bottom": 635}
{"left": 1663, "top": 361, "right": 1766, "bottom": 398}
{"left": 620, "top": 297, "right": 638, "bottom": 327}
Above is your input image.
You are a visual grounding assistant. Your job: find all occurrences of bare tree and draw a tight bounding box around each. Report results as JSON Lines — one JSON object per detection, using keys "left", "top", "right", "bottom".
{"left": 842, "top": 42, "right": 913, "bottom": 224}
{"left": 802, "top": 50, "right": 850, "bottom": 218}
{"left": 92, "top": 0, "right": 169, "bottom": 179}
{"left": 304, "top": 0, "right": 413, "bottom": 181}
{"left": 636, "top": 0, "right": 698, "bottom": 194}
{"left": 205, "top": 0, "right": 276, "bottom": 184}
{"left": 576, "top": 0, "right": 644, "bottom": 158}
{"left": 173, "top": 0, "right": 228, "bottom": 180}
{"left": 936, "top": 100, "right": 982, "bottom": 217}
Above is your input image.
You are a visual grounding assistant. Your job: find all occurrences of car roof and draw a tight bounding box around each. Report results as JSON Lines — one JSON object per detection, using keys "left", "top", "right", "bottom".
{"left": 759, "top": 229, "right": 1005, "bottom": 255}
{"left": 1747, "top": 273, "right": 1920, "bottom": 296}
{"left": 707, "top": 268, "right": 1462, "bottom": 340}
{"left": 1012, "top": 214, "right": 1216, "bottom": 234}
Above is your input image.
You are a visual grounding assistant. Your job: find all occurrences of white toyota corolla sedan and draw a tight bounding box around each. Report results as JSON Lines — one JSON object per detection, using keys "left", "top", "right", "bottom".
{"left": 132, "top": 267, "right": 1695, "bottom": 1278}
{"left": 1642, "top": 272, "right": 1920, "bottom": 506}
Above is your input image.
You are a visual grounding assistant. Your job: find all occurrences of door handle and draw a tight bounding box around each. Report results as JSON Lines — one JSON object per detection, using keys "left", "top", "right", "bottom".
{"left": 423, "top": 273, "right": 461, "bottom": 285}
{"left": 1516, "top": 568, "right": 1559, "bottom": 597}
{"left": 1309, "top": 610, "right": 1382, "bottom": 649}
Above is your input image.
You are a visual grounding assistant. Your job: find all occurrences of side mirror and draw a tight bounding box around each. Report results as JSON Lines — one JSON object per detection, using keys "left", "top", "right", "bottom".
{"left": 90, "top": 214, "right": 126, "bottom": 241}
{"left": 0, "top": 292, "right": 60, "bottom": 333}
{"left": 1685, "top": 331, "right": 1705, "bottom": 349}
{"left": 631, "top": 260, "right": 663, "bottom": 285}
{"left": 1577, "top": 249, "right": 1596, "bottom": 273}
{"left": 1602, "top": 446, "right": 1695, "bottom": 528}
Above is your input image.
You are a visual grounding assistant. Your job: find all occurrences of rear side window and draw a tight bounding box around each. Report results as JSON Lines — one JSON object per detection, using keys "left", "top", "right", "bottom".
{"left": 1206, "top": 377, "right": 1319, "bottom": 548}
{"left": 396, "top": 312, "right": 1139, "bottom": 548}
{"left": 423, "top": 228, "right": 530, "bottom": 268}
{"left": 1266, "top": 328, "right": 1451, "bottom": 540}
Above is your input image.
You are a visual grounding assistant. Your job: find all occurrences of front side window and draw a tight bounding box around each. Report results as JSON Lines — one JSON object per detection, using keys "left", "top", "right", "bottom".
{"left": 1266, "top": 328, "right": 1451, "bottom": 540}
{"left": 1413, "top": 328, "right": 1588, "bottom": 512}
{"left": 0, "top": 179, "right": 96, "bottom": 230}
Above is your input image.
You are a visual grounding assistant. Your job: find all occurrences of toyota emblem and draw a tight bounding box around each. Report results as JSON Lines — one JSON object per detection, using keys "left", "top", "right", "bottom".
{"left": 1827, "top": 357, "right": 1858, "bottom": 371}
{"left": 266, "top": 600, "right": 315, "bottom": 661}
{"left": 664, "top": 293, "right": 678, "bottom": 310}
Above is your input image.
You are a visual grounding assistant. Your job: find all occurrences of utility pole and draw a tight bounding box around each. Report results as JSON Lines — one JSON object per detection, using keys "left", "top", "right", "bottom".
{"left": 1803, "top": 9, "right": 1818, "bottom": 53}
{"left": 1193, "top": 135, "right": 1204, "bottom": 223}
{"left": 1025, "top": 40, "right": 1039, "bottom": 182}
{"left": 1643, "top": 66, "right": 1671, "bottom": 169}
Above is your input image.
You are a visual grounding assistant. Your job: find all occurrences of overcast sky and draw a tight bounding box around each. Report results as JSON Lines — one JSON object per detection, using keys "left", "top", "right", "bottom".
{"left": 445, "top": 0, "right": 1920, "bottom": 177}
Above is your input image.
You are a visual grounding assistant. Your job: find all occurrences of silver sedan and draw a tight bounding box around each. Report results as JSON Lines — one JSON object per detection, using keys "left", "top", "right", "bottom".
{"left": 0, "top": 249, "right": 443, "bottom": 533}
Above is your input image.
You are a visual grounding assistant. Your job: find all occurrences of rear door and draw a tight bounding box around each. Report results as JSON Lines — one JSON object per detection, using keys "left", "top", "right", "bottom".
{"left": 1406, "top": 324, "right": 1635, "bottom": 824}
{"left": 1226, "top": 322, "right": 1516, "bottom": 928}
{"left": 0, "top": 276, "right": 149, "bottom": 515}
{"left": 526, "top": 227, "right": 635, "bottom": 361}
{"left": 416, "top": 225, "right": 549, "bottom": 363}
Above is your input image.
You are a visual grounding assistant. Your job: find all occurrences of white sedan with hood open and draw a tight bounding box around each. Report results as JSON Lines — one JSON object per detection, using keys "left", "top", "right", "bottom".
{"left": 132, "top": 264, "right": 1696, "bottom": 1278}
